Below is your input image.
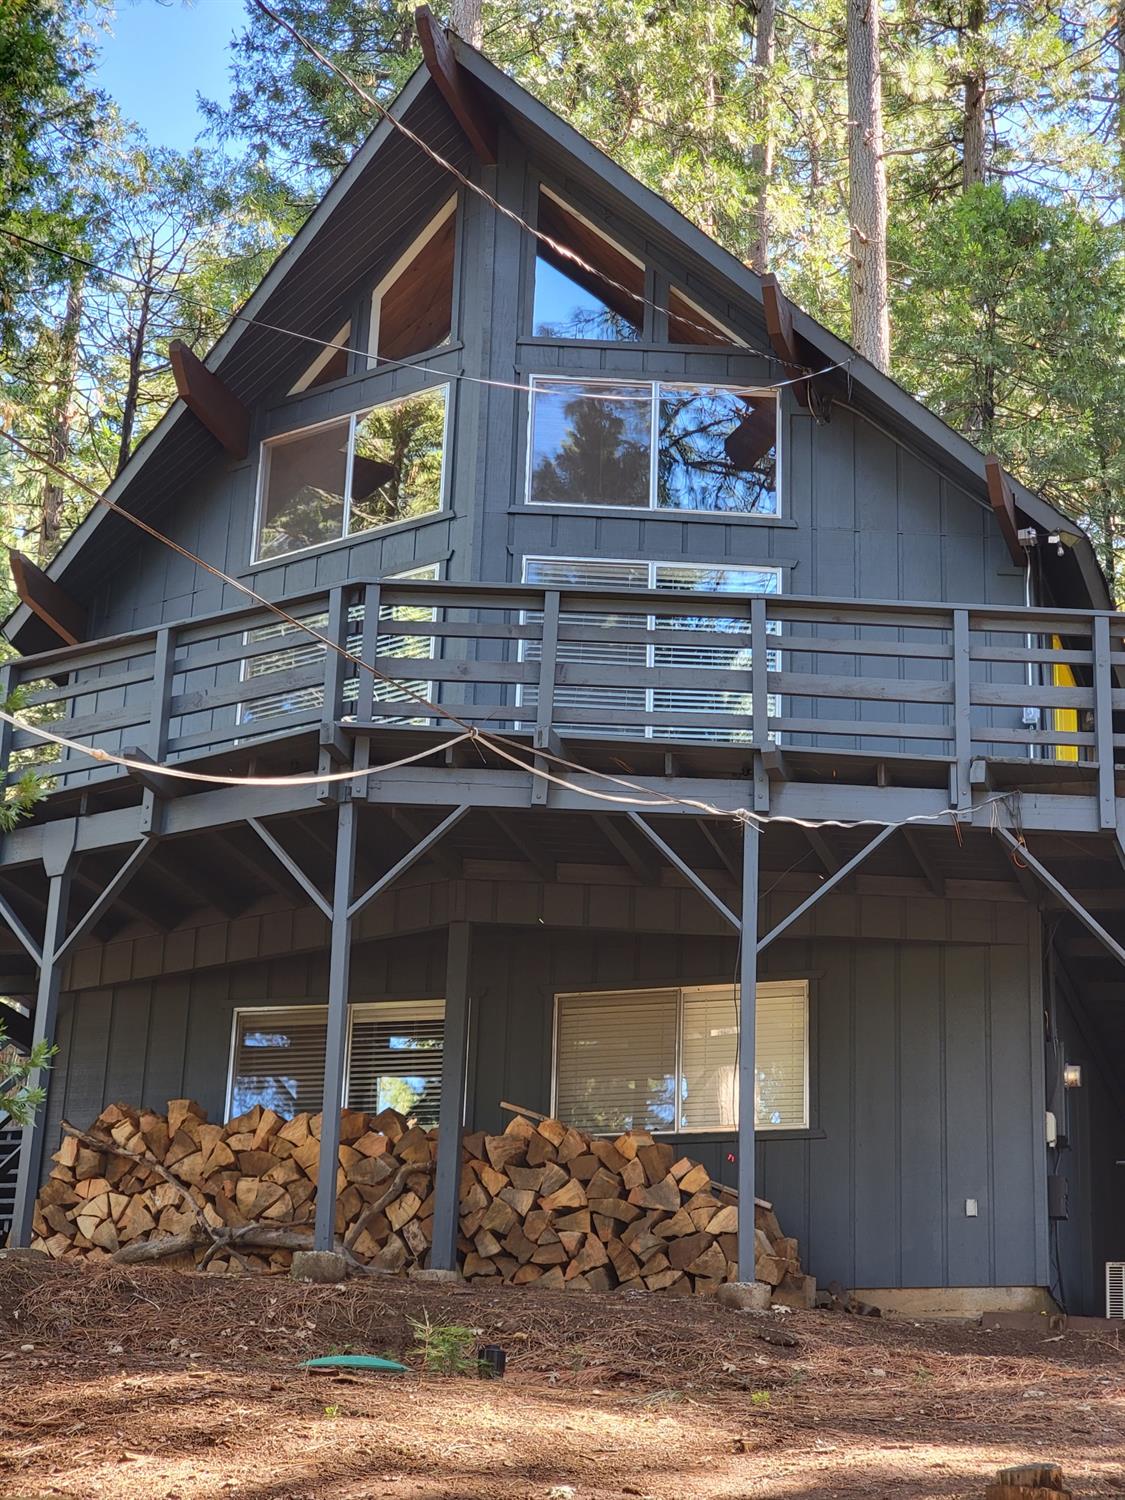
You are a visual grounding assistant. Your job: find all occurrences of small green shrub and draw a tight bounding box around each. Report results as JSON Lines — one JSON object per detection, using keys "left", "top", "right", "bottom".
{"left": 409, "top": 1313, "right": 480, "bottom": 1375}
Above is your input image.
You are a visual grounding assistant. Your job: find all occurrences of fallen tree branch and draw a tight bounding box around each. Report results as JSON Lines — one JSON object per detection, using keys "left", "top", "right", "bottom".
{"left": 343, "top": 1162, "right": 426, "bottom": 1252}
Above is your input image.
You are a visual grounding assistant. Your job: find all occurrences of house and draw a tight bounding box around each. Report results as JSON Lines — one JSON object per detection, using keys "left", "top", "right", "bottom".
{"left": 2, "top": 12, "right": 1123, "bottom": 1315}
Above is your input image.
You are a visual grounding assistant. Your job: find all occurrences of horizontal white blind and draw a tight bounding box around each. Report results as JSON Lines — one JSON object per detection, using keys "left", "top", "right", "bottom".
{"left": 555, "top": 989, "right": 678, "bottom": 1133}
{"left": 230, "top": 1001, "right": 444, "bottom": 1123}
{"left": 679, "top": 987, "right": 738, "bottom": 1130}
{"left": 754, "top": 979, "right": 809, "bottom": 1129}
{"left": 348, "top": 1001, "right": 445, "bottom": 1125}
{"left": 555, "top": 980, "right": 809, "bottom": 1133}
{"left": 232, "top": 1010, "right": 329, "bottom": 1118}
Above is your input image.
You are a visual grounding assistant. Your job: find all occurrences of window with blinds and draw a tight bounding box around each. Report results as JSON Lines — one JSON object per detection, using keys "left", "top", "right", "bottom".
{"left": 521, "top": 555, "right": 781, "bottom": 743}
{"left": 229, "top": 1001, "right": 445, "bottom": 1125}
{"left": 554, "top": 981, "right": 808, "bottom": 1133}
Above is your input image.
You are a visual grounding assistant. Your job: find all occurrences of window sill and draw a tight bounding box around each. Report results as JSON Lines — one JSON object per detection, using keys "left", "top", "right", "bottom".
{"left": 511, "top": 504, "right": 797, "bottom": 529}
{"left": 242, "top": 508, "right": 452, "bottom": 576}
{"left": 268, "top": 342, "right": 465, "bottom": 415}
{"left": 653, "top": 1128, "right": 825, "bottom": 1143}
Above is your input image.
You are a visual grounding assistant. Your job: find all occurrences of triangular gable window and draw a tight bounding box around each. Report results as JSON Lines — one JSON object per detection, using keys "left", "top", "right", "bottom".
{"left": 667, "top": 288, "right": 738, "bottom": 347}
{"left": 369, "top": 198, "right": 456, "bottom": 365}
{"left": 289, "top": 323, "right": 351, "bottom": 394}
{"left": 533, "top": 188, "right": 643, "bottom": 341}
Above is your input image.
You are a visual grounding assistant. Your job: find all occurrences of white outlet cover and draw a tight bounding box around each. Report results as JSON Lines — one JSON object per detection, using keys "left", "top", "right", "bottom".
{"left": 965, "top": 1198, "right": 979, "bottom": 1217}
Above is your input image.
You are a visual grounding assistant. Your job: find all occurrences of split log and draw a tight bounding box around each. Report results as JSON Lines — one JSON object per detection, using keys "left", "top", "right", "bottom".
{"left": 32, "top": 1102, "right": 806, "bottom": 1298}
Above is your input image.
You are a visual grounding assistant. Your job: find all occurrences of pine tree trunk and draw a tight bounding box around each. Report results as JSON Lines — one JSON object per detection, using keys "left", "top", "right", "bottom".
{"left": 749, "top": 0, "right": 776, "bottom": 274}
{"left": 39, "top": 273, "right": 85, "bottom": 563}
{"left": 846, "top": 0, "right": 890, "bottom": 372}
{"left": 448, "top": 0, "right": 482, "bottom": 47}
{"left": 1116, "top": 10, "right": 1125, "bottom": 204}
{"left": 116, "top": 284, "right": 154, "bottom": 477}
{"left": 961, "top": 0, "right": 987, "bottom": 189}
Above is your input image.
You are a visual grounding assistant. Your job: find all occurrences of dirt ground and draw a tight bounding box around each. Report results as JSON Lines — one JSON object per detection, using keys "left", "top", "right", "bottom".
{"left": 0, "top": 1258, "right": 1122, "bottom": 1500}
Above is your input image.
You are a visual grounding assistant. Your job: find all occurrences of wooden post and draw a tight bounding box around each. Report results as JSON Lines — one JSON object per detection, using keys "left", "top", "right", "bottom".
{"left": 737, "top": 819, "right": 760, "bottom": 1281}
{"left": 1093, "top": 613, "right": 1114, "bottom": 830}
{"left": 9, "top": 828, "right": 75, "bottom": 1247}
{"left": 431, "top": 921, "right": 472, "bottom": 1270}
{"left": 313, "top": 800, "right": 357, "bottom": 1251}
{"left": 952, "top": 608, "right": 972, "bottom": 816}
{"left": 532, "top": 589, "right": 560, "bottom": 806}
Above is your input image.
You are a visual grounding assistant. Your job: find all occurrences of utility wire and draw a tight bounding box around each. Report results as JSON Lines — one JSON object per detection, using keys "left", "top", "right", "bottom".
{"left": 250, "top": 0, "right": 805, "bottom": 367}
{"left": 0, "top": 428, "right": 1011, "bottom": 836}
{"left": 0, "top": 226, "right": 854, "bottom": 405}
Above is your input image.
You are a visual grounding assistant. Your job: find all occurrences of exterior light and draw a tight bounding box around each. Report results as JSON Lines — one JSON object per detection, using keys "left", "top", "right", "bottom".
{"left": 1063, "top": 1064, "right": 1083, "bottom": 1089}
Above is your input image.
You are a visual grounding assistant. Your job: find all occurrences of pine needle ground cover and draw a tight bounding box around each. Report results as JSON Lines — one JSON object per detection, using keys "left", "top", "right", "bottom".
{"left": 1, "top": 1256, "right": 1122, "bottom": 1499}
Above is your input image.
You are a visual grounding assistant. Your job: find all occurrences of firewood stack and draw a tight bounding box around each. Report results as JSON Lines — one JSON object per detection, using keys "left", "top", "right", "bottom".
{"left": 28, "top": 1100, "right": 812, "bottom": 1301}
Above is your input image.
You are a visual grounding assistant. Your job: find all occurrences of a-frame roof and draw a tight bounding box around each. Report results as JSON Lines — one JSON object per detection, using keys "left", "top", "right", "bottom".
{"left": 5, "top": 30, "right": 1109, "bottom": 648}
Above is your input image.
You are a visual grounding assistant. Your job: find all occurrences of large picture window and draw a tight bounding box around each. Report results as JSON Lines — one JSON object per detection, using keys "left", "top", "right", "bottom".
{"left": 254, "top": 386, "right": 448, "bottom": 562}
{"left": 528, "top": 377, "right": 778, "bottom": 515}
{"left": 554, "top": 981, "right": 809, "bottom": 1135}
{"left": 228, "top": 1001, "right": 445, "bottom": 1124}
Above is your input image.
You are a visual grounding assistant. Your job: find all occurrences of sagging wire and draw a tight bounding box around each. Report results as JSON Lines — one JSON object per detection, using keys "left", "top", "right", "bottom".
{"left": 0, "top": 227, "right": 855, "bottom": 407}
{"left": 0, "top": 436, "right": 1016, "bottom": 836}
{"left": 251, "top": 0, "right": 804, "bottom": 367}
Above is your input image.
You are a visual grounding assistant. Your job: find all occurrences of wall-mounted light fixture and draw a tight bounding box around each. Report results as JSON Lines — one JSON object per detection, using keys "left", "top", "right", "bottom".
{"left": 1063, "top": 1063, "right": 1083, "bottom": 1089}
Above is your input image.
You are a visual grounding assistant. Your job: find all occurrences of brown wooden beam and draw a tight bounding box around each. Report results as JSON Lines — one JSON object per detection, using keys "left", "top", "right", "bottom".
{"left": 169, "top": 339, "right": 249, "bottom": 459}
{"left": 985, "top": 456, "right": 1025, "bottom": 567}
{"left": 8, "top": 550, "right": 86, "bottom": 645}
{"left": 760, "top": 274, "right": 831, "bottom": 420}
{"left": 415, "top": 5, "right": 497, "bottom": 164}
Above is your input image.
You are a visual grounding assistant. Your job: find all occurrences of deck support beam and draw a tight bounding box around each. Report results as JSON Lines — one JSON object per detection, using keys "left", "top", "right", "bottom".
{"left": 627, "top": 813, "right": 741, "bottom": 931}
{"left": 314, "top": 801, "right": 357, "bottom": 1252}
{"left": 9, "top": 823, "right": 76, "bottom": 1247}
{"left": 737, "top": 822, "right": 760, "bottom": 1282}
{"left": 431, "top": 921, "right": 472, "bottom": 1271}
{"left": 995, "top": 826, "right": 1125, "bottom": 969}
{"left": 757, "top": 822, "right": 898, "bottom": 953}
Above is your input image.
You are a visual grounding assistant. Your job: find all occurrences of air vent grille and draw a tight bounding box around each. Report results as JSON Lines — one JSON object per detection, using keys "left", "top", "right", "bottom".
{"left": 1106, "top": 1261, "right": 1125, "bottom": 1319}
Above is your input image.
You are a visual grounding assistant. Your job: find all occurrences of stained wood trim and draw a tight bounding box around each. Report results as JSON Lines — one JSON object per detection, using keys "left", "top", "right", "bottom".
{"left": 985, "top": 456, "right": 1025, "bottom": 566}
{"left": 169, "top": 339, "right": 249, "bottom": 459}
{"left": 416, "top": 6, "right": 497, "bottom": 164}
{"left": 8, "top": 550, "right": 86, "bottom": 645}
{"left": 761, "top": 274, "right": 831, "bottom": 420}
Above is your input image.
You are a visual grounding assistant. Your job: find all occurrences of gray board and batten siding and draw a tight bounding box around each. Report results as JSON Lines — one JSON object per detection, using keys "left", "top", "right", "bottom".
{"left": 78, "top": 123, "right": 1028, "bottom": 647}
{"left": 41, "top": 871, "right": 1048, "bottom": 1296}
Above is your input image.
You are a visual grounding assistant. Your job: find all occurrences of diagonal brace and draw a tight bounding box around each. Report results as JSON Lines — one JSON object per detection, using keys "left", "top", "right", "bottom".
{"left": 0, "top": 891, "right": 43, "bottom": 967}
{"left": 347, "top": 806, "right": 469, "bottom": 922}
{"left": 757, "top": 821, "right": 898, "bottom": 953}
{"left": 627, "top": 813, "right": 741, "bottom": 932}
{"left": 246, "top": 817, "right": 333, "bottom": 920}
{"left": 995, "top": 826, "right": 1125, "bottom": 969}
{"left": 53, "top": 838, "right": 155, "bottom": 963}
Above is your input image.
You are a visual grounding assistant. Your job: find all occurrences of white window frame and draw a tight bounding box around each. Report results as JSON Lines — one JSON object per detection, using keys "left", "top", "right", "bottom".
{"left": 252, "top": 383, "right": 451, "bottom": 566}
{"left": 524, "top": 376, "right": 782, "bottom": 518}
{"left": 550, "top": 980, "right": 810, "bottom": 1135}
{"left": 519, "top": 554, "right": 782, "bottom": 743}
{"left": 289, "top": 321, "right": 352, "bottom": 395}
{"left": 368, "top": 196, "right": 457, "bottom": 365}
{"left": 532, "top": 186, "right": 646, "bottom": 342}
{"left": 665, "top": 286, "right": 740, "bottom": 346}
{"left": 225, "top": 999, "right": 446, "bottom": 1120}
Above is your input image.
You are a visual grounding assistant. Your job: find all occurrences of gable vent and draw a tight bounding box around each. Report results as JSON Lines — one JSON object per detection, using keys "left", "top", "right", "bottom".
{"left": 1107, "top": 1262, "right": 1125, "bottom": 1319}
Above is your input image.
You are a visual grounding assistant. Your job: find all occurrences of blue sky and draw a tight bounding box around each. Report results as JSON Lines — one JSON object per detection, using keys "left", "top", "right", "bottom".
{"left": 95, "top": 1, "right": 242, "bottom": 152}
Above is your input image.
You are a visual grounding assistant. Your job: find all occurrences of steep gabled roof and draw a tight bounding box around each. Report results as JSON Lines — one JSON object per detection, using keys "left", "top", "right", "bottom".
{"left": 6, "top": 31, "right": 1109, "bottom": 649}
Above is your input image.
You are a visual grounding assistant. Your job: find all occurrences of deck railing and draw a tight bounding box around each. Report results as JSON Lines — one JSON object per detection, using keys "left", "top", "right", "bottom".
{"left": 2, "top": 578, "right": 1120, "bottom": 814}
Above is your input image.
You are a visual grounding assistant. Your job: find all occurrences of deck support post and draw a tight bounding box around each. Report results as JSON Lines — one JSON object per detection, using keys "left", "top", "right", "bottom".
{"left": 9, "top": 826, "right": 75, "bottom": 1247}
{"left": 431, "top": 921, "right": 472, "bottom": 1271}
{"left": 737, "top": 820, "right": 760, "bottom": 1282}
{"left": 313, "top": 800, "right": 357, "bottom": 1252}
